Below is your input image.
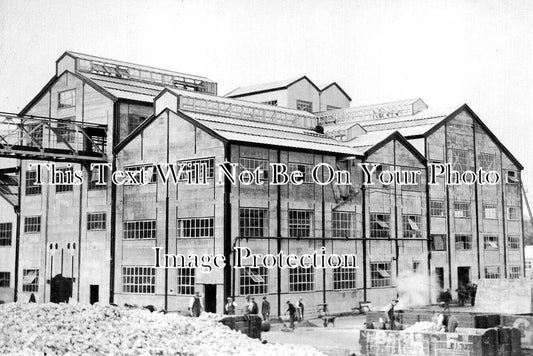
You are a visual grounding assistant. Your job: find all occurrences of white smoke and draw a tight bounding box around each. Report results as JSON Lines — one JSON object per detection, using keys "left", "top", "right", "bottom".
{"left": 395, "top": 269, "right": 435, "bottom": 310}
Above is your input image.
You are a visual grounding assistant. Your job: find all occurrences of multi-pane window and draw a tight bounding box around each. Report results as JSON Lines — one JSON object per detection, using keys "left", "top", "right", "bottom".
{"left": 261, "top": 100, "right": 278, "bottom": 106}
{"left": 239, "top": 208, "right": 268, "bottom": 238}
{"left": 509, "top": 266, "right": 521, "bottom": 279}
{"left": 88, "top": 165, "right": 108, "bottom": 190}
{"left": 327, "top": 105, "right": 341, "bottom": 111}
{"left": 0, "top": 272, "right": 9, "bottom": 287}
{"left": 56, "top": 118, "right": 76, "bottom": 143}
{"left": 506, "top": 171, "right": 519, "bottom": 184}
{"left": 22, "top": 269, "right": 39, "bottom": 292}
{"left": 483, "top": 204, "right": 497, "bottom": 219}
{"left": 430, "top": 234, "right": 447, "bottom": 251}
{"left": 26, "top": 124, "right": 43, "bottom": 147}
{"left": 288, "top": 210, "right": 313, "bottom": 238}
{"left": 508, "top": 236, "right": 521, "bottom": 250}
{"left": 507, "top": 207, "right": 520, "bottom": 221}
{"left": 332, "top": 211, "right": 354, "bottom": 238}
{"left": 178, "top": 158, "right": 215, "bottom": 181}
{"left": 454, "top": 202, "right": 471, "bottom": 218}
{"left": 483, "top": 235, "right": 499, "bottom": 250}
{"left": 176, "top": 268, "right": 195, "bottom": 295}
{"left": 87, "top": 213, "right": 106, "bottom": 230}
{"left": 56, "top": 167, "right": 73, "bottom": 193}
{"left": 333, "top": 267, "right": 357, "bottom": 290}
{"left": 289, "top": 267, "right": 314, "bottom": 292}
{"left": 402, "top": 215, "right": 422, "bottom": 238}
{"left": 288, "top": 163, "right": 313, "bottom": 183}
{"left": 455, "top": 234, "right": 472, "bottom": 250}
{"left": 239, "top": 267, "right": 268, "bottom": 295}
{"left": 296, "top": 100, "right": 313, "bottom": 113}
{"left": 451, "top": 149, "right": 469, "bottom": 171}
{"left": 479, "top": 153, "right": 496, "bottom": 170}
{"left": 124, "top": 165, "right": 157, "bottom": 184}
{"left": 25, "top": 170, "right": 41, "bottom": 195}
{"left": 122, "top": 267, "right": 156, "bottom": 294}
{"left": 0, "top": 223, "right": 12, "bottom": 246}
{"left": 24, "top": 216, "right": 41, "bottom": 233}
{"left": 430, "top": 201, "right": 445, "bottom": 217}
{"left": 239, "top": 158, "right": 269, "bottom": 180}
{"left": 484, "top": 266, "right": 500, "bottom": 279}
{"left": 177, "top": 217, "right": 214, "bottom": 238}
{"left": 370, "top": 262, "right": 391, "bottom": 288}
{"left": 370, "top": 213, "right": 390, "bottom": 238}
{"left": 123, "top": 220, "right": 157, "bottom": 239}
{"left": 58, "top": 89, "right": 76, "bottom": 109}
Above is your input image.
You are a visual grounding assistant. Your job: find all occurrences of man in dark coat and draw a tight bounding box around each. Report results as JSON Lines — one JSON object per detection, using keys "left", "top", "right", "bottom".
{"left": 383, "top": 299, "right": 398, "bottom": 330}
{"left": 286, "top": 301, "right": 297, "bottom": 330}
{"left": 189, "top": 291, "right": 203, "bottom": 317}
{"left": 250, "top": 297, "right": 259, "bottom": 314}
{"left": 440, "top": 289, "right": 452, "bottom": 312}
{"left": 261, "top": 296, "right": 270, "bottom": 321}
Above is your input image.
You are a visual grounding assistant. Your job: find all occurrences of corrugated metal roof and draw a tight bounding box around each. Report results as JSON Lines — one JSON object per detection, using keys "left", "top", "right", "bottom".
{"left": 225, "top": 77, "right": 303, "bottom": 97}
{"left": 82, "top": 74, "right": 161, "bottom": 102}
{"left": 359, "top": 107, "right": 454, "bottom": 133}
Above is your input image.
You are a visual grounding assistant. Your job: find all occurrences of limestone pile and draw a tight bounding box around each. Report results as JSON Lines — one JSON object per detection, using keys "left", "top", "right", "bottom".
{"left": 0, "top": 303, "right": 325, "bottom": 356}
{"left": 404, "top": 321, "right": 440, "bottom": 333}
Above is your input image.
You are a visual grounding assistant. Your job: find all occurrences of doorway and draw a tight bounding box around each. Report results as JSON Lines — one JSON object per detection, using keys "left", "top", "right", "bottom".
{"left": 90, "top": 285, "right": 99, "bottom": 304}
{"left": 457, "top": 267, "right": 471, "bottom": 288}
{"left": 204, "top": 284, "right": 217, "bottom": 313}
{"left": 435, "top": 267, "right": 444, "bottom": 290}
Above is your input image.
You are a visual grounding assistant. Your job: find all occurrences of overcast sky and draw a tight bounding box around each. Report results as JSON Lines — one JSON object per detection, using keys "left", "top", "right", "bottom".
{"left": 1, "top": 0, "right": 532, "bottom": 201}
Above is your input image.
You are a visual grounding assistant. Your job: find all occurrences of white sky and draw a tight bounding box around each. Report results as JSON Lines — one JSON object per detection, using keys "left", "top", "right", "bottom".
{"left": 0, "top": 0, "right": 532, "bottom": 201}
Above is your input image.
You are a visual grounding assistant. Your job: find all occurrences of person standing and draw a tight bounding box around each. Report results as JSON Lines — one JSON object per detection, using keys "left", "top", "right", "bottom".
{"left": 286, "top": 301, "right": 297, "bottom": 330}
{"left": 383, "top": 299, "right": 398, "bottom": 330}
{"left": 440, "top": 289, "right": 452, "bottom": 312}
{"left": 251, "top": 297, "right": 259, "bottom": 314}
{"left": 298, "top": 298, "right": 305, "bottom": 321}
{"left": 261, "top": 296, "right": 270, "bottom": 321}
{"left": 225, "top": 297, "right": 237, "bottom": 315}
{"left": 189, "top": 291, "right": 203, "bottom": 317}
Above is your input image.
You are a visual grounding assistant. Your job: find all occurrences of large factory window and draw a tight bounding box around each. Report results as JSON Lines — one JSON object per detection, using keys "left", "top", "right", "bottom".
{"left": 508, "top": 236, "right": 521, "bottom": 250}
{"left": 58, "top": 89, "right": 76, "bottom": 109}
{"left": 453, "top": 202, "right": 471, "bottom": 218}
{"left": 479, "top": 153, "right": 496, "bottom": 170}
{"left": 122, "top": 267, "right": 156, "bottom": 294}
{"left": 176, "top": 268, "right": 195, "bottom": 295}
{"left": 484, "top": 266, "right": 500, "bottom": 279}
{"left": 451, "top": 149, "right": 469, "bottom": 172}
{"left": 25, "top": 170, "right": 41, "bottom": 195}
{"left": 507, "top": 206, "right": 520, "bottom": 221}
{"left": 177, "top": 217, "right": 214, "bottom": 238}
{"left": 240, "top": 158, "right": 269, "bottom": 180}
{"left": 239, "top": 267, "right": 268, "bottom": 295}
{"left": 289, "top": 267, "right": 314, "bottom": 292}
{"left": 483, "top": 235, "right": 499, "bottom": 250}
{"left": 123, "top": 220, "right": 157, "bottom": 239}
{"left": 430, "top": 201, "right": 445, "bottom": 217}
{"left": 239, "top": 208, "right": 268, "bottom": 238}
{"left": 55, "top": 167, "right": 73, "bottom": 193}
{"left": 0, "top": 222, "right": 12, "bottom": 246}
{"left": 288, "top": 210, "right": 313, "bottom": 238}
{"left": 178, "top": 158, "right": 215, "bottom": 181}
{"left": 333, "top": 267, "right": 356, "bottom": 290}
{"left": 0, "top": 272, "right": 10, "bottom": 287}
{"left": 22, "top": 269, "right": 39, "bottom": 292}
{"left": 455, "top": 234, "right": 472, "bottom": 250}
{"left": 483, "top": 204, "right": 497, "bottom": 219}
{"left": 288, "top": 163, "right": 313, "bottom": 183}
{"left": 296, "top": 100, "right": 313, "bottom": 113}
{"left": 402, "top": 215, "right": 421, "bottom": 238}
{"left": 509, "top": 266, "right": 521, "bottom": 279}
{"left": 370, "top": 213, "right": 390, "bottom": 238}
{"left": 332, "top": 211, "right": 354, "bottom": 238}
{"left": 87, "top": 212, "right": 106, "bottom": 230}
{"left": 370, "top": 262, "right": 391, "bottom": 288}
{"left": 24, "top": 216, "right": 41, "bottom": 233}
{"left": 430, "top": 234, "right": 447, "bottom": 251}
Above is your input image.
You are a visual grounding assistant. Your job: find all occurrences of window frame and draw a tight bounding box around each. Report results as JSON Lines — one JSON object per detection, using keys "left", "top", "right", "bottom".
{"left": 332, "top": 211, "right": 354, "bottom": 238}
{"left": 483, "top": 235, "right": 499, "bottom": 251}
{"left": 22, "top": 269, "right": 39, "bottom": 292}
{"left": 0, "top": 222, "right": 13, "bottom": 246}
{"left": 122, "top": 266, "right": 156, "bottom": 294}
{"left": 484, "top": 266, "right": 500, "bottom": 279}
{"left": 87, "top": 212, "right": 106, "bottom": 231}
{"left": 0, "top": 271, "right": 10, "bottom": 288}
{"left": 402, "top": 214, "right": 422, "bottom": 238}
{"left": 239, "top": 266, "right": 269, "bottom": 295}
{"left": 55, "top": 166, "right": 74, "bottom": 193}
{"left": 176, "top": 268, "right": 195, "bottom": 295}
{"left": 123, "top": 220, "right": 157, "bottom": 240}
{"left": 289, "top": 266, "right": 314, "bottom": 292}
{"left": 177, "top": 217, "right": 214, "bottom": 238}
{"left": 370, "top": 213, "right": 390, "bottom": 239}
{"left": 430, "top": 234, "right": 447, "bottom": 251}
{"left": 454, "top": 202, "right": 471, "bottom": 219}
{"left": 288, "top": 210, "right": 313, "bottom": 238}
{"left": 239, "top": 208, "right": 268, "bottom": 238}
{"left": 24, "top": 216, "right": 41, "bottom": 234}
{"left": 239, "top": 158, "right": 269, "bottom": 181}
{"left": 296, "top": 99, "right": 313, "bottom": 113}
{"left": 429, "top": 200, "right": 445, "bottom": 217}
{"left": 370, "top": 262, "right": 392, "bottom": 288}
{"left": 25, "top": 170, "right": 41, "bottom": 195}
{"left": 333, "top": 266, "right": 357, "bottom": 290}
{"left": 288, "top": 163, "right": 313, "bottom": 184}
{"left": 455, "top": 234, "right": 472, "bottom": 250}
{"left": 177, "top": 157, "right": 215, "bottom": 181}
{"left": 483, "top": 204, "right": 498, "bottom": 219}
{"left": 58, "top": 89, "right": 76, "bottom": 109}
{"left": 507, "top": 206, "right": 520, "bottom": 221}
{"left": 508, "top": 235, "right": 521, "bottom": 250}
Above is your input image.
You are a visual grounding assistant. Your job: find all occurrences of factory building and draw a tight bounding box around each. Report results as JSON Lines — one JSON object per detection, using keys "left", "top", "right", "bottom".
{"left": 0, "top": 52, "right": 524, "bottom": 315}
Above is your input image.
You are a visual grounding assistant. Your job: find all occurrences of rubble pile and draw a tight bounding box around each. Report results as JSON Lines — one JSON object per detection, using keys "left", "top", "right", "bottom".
{"left": 0, "top": 303, "right": 325, "bottom": 356}
{"left": 404, "top": 321, "right": 441, "bottom": 333}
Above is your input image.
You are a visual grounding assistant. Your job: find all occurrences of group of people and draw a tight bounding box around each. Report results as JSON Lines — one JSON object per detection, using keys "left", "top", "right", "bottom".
{"left": 438, "top": 283, "right": 477, "bottom": 309}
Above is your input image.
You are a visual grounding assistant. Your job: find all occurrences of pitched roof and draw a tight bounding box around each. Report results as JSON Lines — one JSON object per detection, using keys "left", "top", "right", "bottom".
{"left": 225, "top": 76, "right": 320, "bottom": 98}
{"left": 319, "top": 82, "right": 352, "bottom": 101}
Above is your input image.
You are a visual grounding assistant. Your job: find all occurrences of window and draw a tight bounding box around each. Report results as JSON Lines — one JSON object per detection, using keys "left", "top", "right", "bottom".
{"left": 58, "top": 89, "right": 76, "bottom": 109}
{"left": 370, "top": 213, "right": 390, "bottom": 238}
{"left": 22, "top": 269, "right": 39, "bottom": 292}
{"left": 430, "top": 201, "right": 445, "bottom": 217}
{"left": 239, "top": 267, "right": 268, "bottom": 295}
{"left": 373, "top": 165, "right": 390, "bottom": 189}
{"left": 507, "top": 207, "right": 520, "bottom": 221}
{"left": 451, "top": 149, "right": 468, "bottom": 171}
{"left": 288, "top": 163, "right": 313, "bottom": 183}
{"left": 178, "top": 158, "right": 215, "bottom": 181}
{"left": 0, "top": 222, "right": 12, "bottom": 246}
{"left": 370, "top": 262, "right": 391, "bottom": 288}
{"left": 25, "top": 170, "right": 41, "bottom": 195}
{"left": 506, "top": 171, "right": 519, "bottom": 184}
{"left": 483, "top": 235, "right": 499, "bottom": 250}
{"left": 124, "top": 165, "right": 157, "bottom": 184}
{"left": 430, "top": 234, "right": 447, "bottom": 251}
{"left": 455, "top": 234, "right": 472, "bottom": 250}
{"left": 483, "top": 204, "right": 497, "bottom": 219}
{"left": 123, "top": 220, "right": 156, "bottom": 239}
{"left": 88, "top": 165, "right": 108, "bottom": 190}
{"left": 509, "top": 266, "right": 521, "bottom": 279}
{"left": 326, "top": 105, "right": 341, "bottom": 111}
{"left": 332, "top": 211, "right": 353, "bottom": 238}
{"left": 454, "top": 202, "right": 471, "bottom": 218}
{"left": 177, "top": 217, "right": 214, "bottom": 238}
{"left": 26, "top": 123, "right": 43, "bottom": 147}
{"left": 288, "top": 210, "right": 313, "bottom": 238}
{"left": 484, "top": 266, "right": 500, "bottom": 279}
{"left": 176, "top": 268, "right": 195, "bottom": 295}
{"left": 140, "top": 71, "right": 152, "bottom": 81}
{"left": 87, "top": 213, "right": 106, "bottom": 230}
{"left": 402, "top": 215, "right": 421, "bottom": 238}
{"left": 122, "top": 267, "right": 155, "bottom": 294}
{"left": 508, "top": 236, "right": 520, "bottom": 250}
{"left": 56, "top": 118, "right": 76, "bottom": 143}
{"left": 0, "top": 272, "right": 10, "bottom": 287}
{"left": 479, "top": 153, "right": 496, "bottom": 170}
{"left": 289, "top": 267, "right": 314, "bottom": 292}
{"left": 55, "top": 167, "right": 73, "bottom": 193}
{"left": 240, "top": 158, "right": 269, "bottom": 180}
{"left": 24, "top": 216, "right": 41, "bottom": 233}
{"left": 296, "top": 100, "right": 313, "bottom": 113}
{"left": 333, "top": 266, "right": 357, "bottom": 290}
{"left": 261, "top": 100, "right": 278, "bottom": 106}
{"left": 239, "top": 208, "right": 268, "bottom": 238}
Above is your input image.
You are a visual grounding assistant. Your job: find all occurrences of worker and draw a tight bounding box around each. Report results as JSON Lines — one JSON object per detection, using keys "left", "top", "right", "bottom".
{"left": 383, "top": 299, "right": 398, "bottom": 330}
{"left": 189, "top": 291, "right": 203, "bottom": 317}
{"left": 437, "top": 312, "right": 459, "bottom": 332}
{"left": 250, "top": 297, "right": 259, "bottom": 314}
{"left": 261, "top": 296, "right": 270, "bottom": 321}
{"left": 225, "top": 297, "right": 237, "bottom": 315}
{"left": 456, "top": 285, "right": 468, "bottom": 306}
{"left": 469, "top": 283, "right": 477, "bottom": 306}
{"left": 439, "top": 288, "right": 452, "bottom": 312}
{"left": 286, "top": 301, "right": 297, "bottom": 330}
{"left": 298, "top": 298, "right": 305, "bottom": 321}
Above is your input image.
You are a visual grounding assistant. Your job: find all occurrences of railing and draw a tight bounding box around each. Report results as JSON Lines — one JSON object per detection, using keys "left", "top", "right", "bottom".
{"left": 0, "top": 112, "right": 108, "bottom": 162}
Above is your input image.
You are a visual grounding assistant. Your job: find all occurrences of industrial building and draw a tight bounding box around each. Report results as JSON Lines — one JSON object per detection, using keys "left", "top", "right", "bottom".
{"left": 0, "top": 52, "right": 524, "bottom": 315}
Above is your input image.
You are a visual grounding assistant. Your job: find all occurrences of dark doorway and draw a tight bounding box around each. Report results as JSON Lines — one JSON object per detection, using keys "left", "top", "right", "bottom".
{"left": 204, "top": 284, "right": 217, "bottom": 313}
{"left": 50, "top": 274, "right": 73, "bottom": 303}
{"left": 435, "top": 267, "right": 444, "bottom": 290}
{"left": 90, "top": 285, "right": 99, "bottom": 304}
{"left": 458, "top": 267, "right": 471, "bottom": 288}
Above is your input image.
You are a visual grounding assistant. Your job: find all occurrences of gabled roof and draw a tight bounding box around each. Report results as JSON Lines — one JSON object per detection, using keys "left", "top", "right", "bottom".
{"left": 358, "top": 131, "right": 427, "bottom": 164}
{"left": 320, "top": 82, "right": 352, "bottom": 101}
{"left": 225, "top": 76, "right": 320, "bottom": 98}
